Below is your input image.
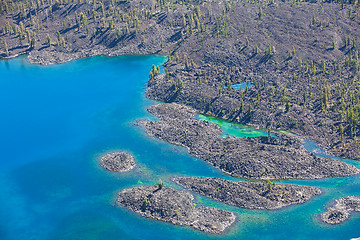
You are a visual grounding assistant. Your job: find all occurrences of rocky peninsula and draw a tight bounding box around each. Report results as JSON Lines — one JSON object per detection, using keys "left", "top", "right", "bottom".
{"left": 100, "top": 152, "right": 136, "bottom": 172}
{"left": 116, "top": 185, "right": 236, "bottom": 234}
{"left": 141, "top": 103, "right": 360, "bottom": 180}
{"left": 173, "top": 177, "right": 322, "bottom": 210}
{"left": 321, "top": 196, "right": 360, "bottom": 225}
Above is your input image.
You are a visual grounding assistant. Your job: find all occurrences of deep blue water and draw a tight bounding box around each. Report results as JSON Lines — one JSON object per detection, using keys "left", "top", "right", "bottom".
{"left": 0, "top": 56, "right": 360, "bottom": 240}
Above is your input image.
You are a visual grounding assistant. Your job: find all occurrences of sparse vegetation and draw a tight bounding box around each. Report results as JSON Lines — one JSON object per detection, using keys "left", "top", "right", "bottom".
{"left": 157, "top": 179, "right": 164, "bottom": 190}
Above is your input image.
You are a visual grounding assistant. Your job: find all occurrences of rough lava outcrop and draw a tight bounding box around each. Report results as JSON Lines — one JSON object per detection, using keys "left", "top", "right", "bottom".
{"left": 173, "top": 177, "right": 322, "bottom": 210}
{"left": 100, "top": 152, "right": 136, "bottom": 172}
{"left": 139, "top": 103, "right": 360, "bottom": 180}
{"left": 321, "top": 196, "right": 360, "bottom": 224}
{"left": 116, "top": 185, "right": 236, "bottom": 234}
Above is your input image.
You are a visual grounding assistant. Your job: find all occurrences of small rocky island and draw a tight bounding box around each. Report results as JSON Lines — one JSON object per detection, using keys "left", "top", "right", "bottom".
{"left": 100, "top": 152, "right": 136, "bottom": 172}
{"left": 321, "top": 196, "right": 360, "bottom": 224}
{"left": 141, "top": 103, "right": 360, "bottom": 180}
{"left": 116, "top": 185, "right": 236, "bottom": 234}
{"left": 173, "top": 177, "right": 322, "bottom": 210}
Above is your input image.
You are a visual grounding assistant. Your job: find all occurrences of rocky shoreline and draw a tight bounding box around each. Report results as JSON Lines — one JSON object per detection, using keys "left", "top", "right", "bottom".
{"left": 141, "top": 103, "right": 360, "bottom": 180}
{"left": 116, "top": 185, "right": 236, "bottom": 234}
{"left": 173, "top": 177, "right": 322, "bottom": 210}
{"left": 25, "top": 44, "right": 164, "bottom": 65}
{"left": 100, "top": 152, "right": 136, "bottom": 172}
{"left": 321, "top": 196, "right": 360, "bottom": 225}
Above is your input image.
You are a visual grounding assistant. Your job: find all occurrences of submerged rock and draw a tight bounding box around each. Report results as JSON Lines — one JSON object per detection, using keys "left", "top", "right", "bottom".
{"left": 142, "top": 103, "right": 360, "bottom": 180}
{"left": 321, "top": 196, "right": 360, "bottom": 224}
{"left": 116, "top": 185, "right": 236, "bottom": 234}
{"left": 100, "top": 152, "right": 136, "bottom": 172}
{"left": 173, "top": 177, "right": 321, "bottom": 210}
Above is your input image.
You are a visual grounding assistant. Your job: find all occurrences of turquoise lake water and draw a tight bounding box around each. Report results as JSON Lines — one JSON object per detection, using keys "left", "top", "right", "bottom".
{"left": 0, "top": 56, "right": 360, "bottom": 240}
{"left": 197, "top": 114, "right": 276, "bottom": 138}
{"left": 224, "top": 82, "right": 253, "bottom": 90}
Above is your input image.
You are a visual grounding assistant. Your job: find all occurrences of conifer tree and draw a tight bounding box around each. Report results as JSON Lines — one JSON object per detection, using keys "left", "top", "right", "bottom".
{"left": 46, "top": 34, "right": 51, "bottom": 47}
{"left": 3, "top": 40, "right": 8, "bottom": 55}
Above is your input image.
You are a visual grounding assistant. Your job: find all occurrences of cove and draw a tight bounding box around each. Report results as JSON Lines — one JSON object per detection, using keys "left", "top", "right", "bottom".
{"left": 197, "top": 114, "right": 276, "bottom": 138}
{"left": 0, "top": 56, "right": 360, "bottom": 240}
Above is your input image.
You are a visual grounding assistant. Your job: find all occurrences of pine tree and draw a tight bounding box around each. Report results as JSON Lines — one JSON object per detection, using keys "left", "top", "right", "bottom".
{"left": 46, "top": 35, "right": 51, "bottom": 47}
{"left": 258, "top": 6, "right": 263, "bottom": 20}
{"left": 3, "top": 40, "right": 8, "bottom": 55}
{"left": 286, "top": 100, "right": 290, "bottom": 112}
{"left": 339, "top": 124, "right": 344, "bottom": 140}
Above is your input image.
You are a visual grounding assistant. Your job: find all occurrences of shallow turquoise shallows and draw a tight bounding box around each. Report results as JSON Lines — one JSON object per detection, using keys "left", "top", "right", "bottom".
{"left": 197, "top": 114, "right": 276, "bottom": 138}
{"left": 224, "top": 82, "right": 253, "bottom": 90}
{"left": 0, "top": 56, "right": 360, "bottom": 240}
